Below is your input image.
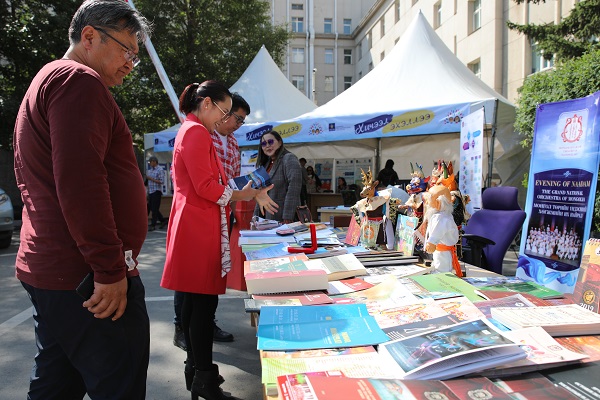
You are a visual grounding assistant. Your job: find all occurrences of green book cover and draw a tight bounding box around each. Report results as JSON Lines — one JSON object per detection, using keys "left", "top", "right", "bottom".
{"left": 410, "top": 273, "right": 484, "bottom": 302}
{"left": 478, "top": 281, "right": 563, "bottom": 299}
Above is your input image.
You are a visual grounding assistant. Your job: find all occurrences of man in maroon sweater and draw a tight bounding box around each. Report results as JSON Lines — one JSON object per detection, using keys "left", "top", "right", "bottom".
{"left": 13, "top": 1, "right": 152, "bottom": 399}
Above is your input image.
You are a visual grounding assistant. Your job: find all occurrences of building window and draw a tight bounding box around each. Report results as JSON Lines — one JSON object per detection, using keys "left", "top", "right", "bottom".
{"left": 358, "top": 41, "right": 362, "bottom": 60}
{"left": 369, "top": 62, "right": 373, "bottom": 71}
{"left": 344, "top": 76, "right": 352, "bottom": 90}
{"left": 380, "top": 51, "right": 385, "bottom": 61}
{"left": 531, "top": 42, "right": 554, "bottom": 74}
{"left": 359, "top": 71, "right": 363, "bottom": 80}
{"left": 291, "top": 3, "right": 303, "bottom": 10}
{"left": 471, "top": 0, "right": 481, "bottom": 33}
{"left": 367, "top": 32, "right": 372, "bottom": 49}
{"left": 395, "top": 0, "right": 401, "bottom": 23}
{"left": 292, "top": 75, "right": 305, "bottom": 91}
{"left": 324, "top": 76, "right": 334, "bottom": 92}
{"left": 454, "top": 0, "right": 457, "bottom": 14}
{"left": 434, "top": 2, "right": 442, "bottom": 29}
{"left": 380, "top": 18, "right": 385, "bottom": 37}
{"left": 412, "top": 0, "right": 418, "bottom": 5}
{"left": 344, "top": 49, "right": 352, "bottom": 65}
{"left": 468, "top": 60, "right": 481, "bottom": 79}
{"left": 292, "top": 47, "right": 305, "bottom": 63}
{"left": 292, "top": 17, "right": 304, "bottom": 33}
{"left": 325, "top": 48, "right": 334, "bottom": 64}
{"left": 324, "top": 18, "right": 333, "bottom": 34}
{"left": 395, "top": 37, "right": 399, "bottom": 45}
{"left": 343, "top": 19, "right": 352, "bottom": 35}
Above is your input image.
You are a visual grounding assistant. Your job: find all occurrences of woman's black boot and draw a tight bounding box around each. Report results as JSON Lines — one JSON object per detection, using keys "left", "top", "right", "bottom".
{"left": 186, "top": 359, "right": 225, "bottom": 391}
{"left": 191, "top": 364, "right": 237, "bottom": 400}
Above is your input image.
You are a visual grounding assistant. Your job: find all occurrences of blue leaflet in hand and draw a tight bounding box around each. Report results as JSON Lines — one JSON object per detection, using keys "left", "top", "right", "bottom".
{"left": 229, "top": 166, "right": 272, "bottom": 189}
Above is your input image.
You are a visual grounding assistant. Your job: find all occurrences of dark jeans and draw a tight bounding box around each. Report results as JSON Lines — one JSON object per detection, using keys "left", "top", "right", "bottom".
{"left": 22, "top": 276, "right": 149, "bottom": 400}
{"left": 148, "top": 190, "right": 164, "bottom": 227}
{"left": 182, "top": 293, "right": 218, "bottom": 370}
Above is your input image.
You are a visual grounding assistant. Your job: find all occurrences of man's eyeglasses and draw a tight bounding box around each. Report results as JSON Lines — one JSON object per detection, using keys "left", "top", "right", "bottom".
{"left": 261, "top": 139, "right": 275, "bottom": 147}
{"left": 229, "top": 112, "right": 245, "bottom": 126}
{"left": 212, "top": 101, "right": 231, "bottom": 123}
{"left": 92, "top": 26, "right": 140, "bottom": 67}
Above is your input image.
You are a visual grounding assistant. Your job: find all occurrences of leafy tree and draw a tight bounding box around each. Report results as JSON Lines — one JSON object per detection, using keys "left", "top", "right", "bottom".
{"left": 507, "top": 0, "right": 600, "bottom": 62}
{"left": 0, "top": 0, "right": 290, "bottom": 150}
{"left": 115, "top": 0, "right": 290, "bottom": 148}
{"left": 0, "top": 1, "right": 81, "bottom": 150}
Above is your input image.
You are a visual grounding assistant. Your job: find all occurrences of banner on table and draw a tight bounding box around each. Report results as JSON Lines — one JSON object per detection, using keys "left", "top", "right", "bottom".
{"left": 517, "top": 91, "right": 600, "bottom": 293}
{"left": 459, "top": 108, "right": 484, "bottom": 215}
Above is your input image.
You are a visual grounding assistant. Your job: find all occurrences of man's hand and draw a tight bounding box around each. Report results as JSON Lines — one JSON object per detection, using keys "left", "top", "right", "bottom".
{"left": 82, "top": 277, "right": 128, "bottom": 321}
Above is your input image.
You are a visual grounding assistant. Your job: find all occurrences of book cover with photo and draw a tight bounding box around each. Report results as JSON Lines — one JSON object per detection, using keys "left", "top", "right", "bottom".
{"left": 372, "top": 298, "right": 450, "bottom": 329}
{"left": 395, "top": 214, "right": 420, "bottom": 256}
{"left": 377, "top": 319, "right": 526, "bottom": 380}
{"left": 228, "top": 165, "right": 271, "bottom": 189}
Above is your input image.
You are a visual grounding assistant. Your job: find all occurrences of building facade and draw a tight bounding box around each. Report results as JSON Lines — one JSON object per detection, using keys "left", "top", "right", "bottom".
{"left": 269, "top": 0, "right": 578, "bottom": 106}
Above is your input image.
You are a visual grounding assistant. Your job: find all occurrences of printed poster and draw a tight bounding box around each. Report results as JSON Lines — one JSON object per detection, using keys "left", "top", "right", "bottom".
{"left": 517, "top": 91, "right": 600, "bottom": 293}
{"left": 459, "top": 108, "right": 484, "bottom": 215}
{"left": 395, "top": 214, "right": 419, "bottom": 256}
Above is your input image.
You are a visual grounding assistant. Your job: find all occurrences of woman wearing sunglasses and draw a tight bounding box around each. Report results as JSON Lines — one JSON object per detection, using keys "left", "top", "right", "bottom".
{"left": 161, "top": 81, "right": 277, "bottom": 400}
{"left": 254, "top": 131, "right": 303, "bottom": 224}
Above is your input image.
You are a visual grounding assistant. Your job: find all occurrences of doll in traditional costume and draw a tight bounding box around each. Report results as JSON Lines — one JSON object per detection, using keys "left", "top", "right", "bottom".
{"left": 424, "top": 185, "right": 462, "bottom": 276}
{"left": 405, "top": 162, "right": 429, "bottom": 219}
{"left": 353, "top": 168, "right": 393, "bottom": 248}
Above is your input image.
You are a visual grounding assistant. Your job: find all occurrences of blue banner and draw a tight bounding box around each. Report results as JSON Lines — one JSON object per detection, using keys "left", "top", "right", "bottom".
{"left": 517, "top": 91, "right": 600, "bottom": 293}
{"left": 233, "top": 104, "right": 471, "bottom": 147}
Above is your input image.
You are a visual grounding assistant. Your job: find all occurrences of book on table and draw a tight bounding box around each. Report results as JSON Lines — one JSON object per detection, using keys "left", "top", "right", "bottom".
{"left": 377, "top": 318, "right": 527, "bottom": 380}
{"left": 362, "top": 264, "right": 430, "bottom": 284}
{"left": 383, "top": 315, "right": 461, "bottom": 340}
{"left": 243, "top": 291, "right": 333, "bottom": 312}
{"left": 572, "top": 238, "right": 600, "bottom": 313}
{"left": 256, "top": 304, "right": 390, "bottom": 351}
{"left": 228, "top": 166, "right": 271, "bottom": 189}
{"left": 303, "top": 253, "right": 368, "bottom": 281}
{"left": 474, "top": 280, "right": 564, "bottom": 300}
{"left": 409, "top": 272, "right": 484, "bottom": 302}
{"left": 245, "top": 269, "right": 328, "bottom": 295}
{"left": 327, "top": 277, "right": 374, "bottom": 295}
{"left": 243, "top": 254, "right": 309, "bottom": 276}
{"left": 477, "top": 326, "right": 588, "bottom": 378}
{"left": 490, "top": 304, "right": 600, "bottom": 336}
{"left": 261, "top": 346, "right": 405, "bottom": 396}
{"left": 277, "top": 372, "right": 517, "bottom": 400}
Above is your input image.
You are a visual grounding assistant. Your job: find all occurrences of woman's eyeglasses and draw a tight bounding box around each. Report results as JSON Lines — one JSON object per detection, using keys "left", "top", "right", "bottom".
{"left": 212, "top": 101, "right": 231, "bottom": 123}
{"left": 92, "top": 26, "right": 140, "bottom": 67}
{"left": 261, "top": 139, "right": 275, "bottom": 147}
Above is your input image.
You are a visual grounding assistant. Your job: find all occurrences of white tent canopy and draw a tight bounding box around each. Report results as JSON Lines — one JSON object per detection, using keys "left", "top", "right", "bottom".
{"left": 145, "top": 45, "right": 316, "bottom": 152}
{"left": 233, "top": 12, "right": 528, "bottom": 194}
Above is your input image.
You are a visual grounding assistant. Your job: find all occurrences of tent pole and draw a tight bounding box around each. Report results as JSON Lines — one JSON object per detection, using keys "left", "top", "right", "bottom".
{"left": 487, "top": 99, "right": 498, "bottom": 188}
{"left": 126, "top": 0, "right": 184, "bottom": 123}
{"left": 376, "top": 138, "right": 382, "bottom": 176}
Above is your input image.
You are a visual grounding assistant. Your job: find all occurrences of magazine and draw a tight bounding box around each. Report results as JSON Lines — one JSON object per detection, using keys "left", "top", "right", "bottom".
{"left": 377, "top": 318, "right": 526, "bottom": 380}
{"left": 228, "top": 166, "right": 271, "bottom": 189}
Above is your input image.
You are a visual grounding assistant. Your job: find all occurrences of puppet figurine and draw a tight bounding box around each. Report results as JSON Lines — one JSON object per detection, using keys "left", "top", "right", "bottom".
{"left": 405, "top": 162, "right": 429, "bottom": 219}
{"left": 424, "top": 185, "right": 462, "bottom": 276}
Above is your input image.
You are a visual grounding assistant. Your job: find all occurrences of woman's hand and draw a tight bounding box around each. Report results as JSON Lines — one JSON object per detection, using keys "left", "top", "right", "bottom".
{"left": 256, "top": 184, "right": 278, "bottom": 216}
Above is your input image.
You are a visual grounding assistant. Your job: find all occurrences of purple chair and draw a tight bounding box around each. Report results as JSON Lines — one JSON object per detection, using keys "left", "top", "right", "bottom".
{"left": 462, "top": 186, "right": 526, "bottom": 275}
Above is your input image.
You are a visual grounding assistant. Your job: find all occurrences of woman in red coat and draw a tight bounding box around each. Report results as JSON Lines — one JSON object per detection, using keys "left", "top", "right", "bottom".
{"left": 161, "top": 81, "right": 276, "bottom": 400}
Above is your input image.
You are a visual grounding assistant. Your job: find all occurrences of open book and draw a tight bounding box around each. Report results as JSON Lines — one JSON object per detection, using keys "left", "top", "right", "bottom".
{"left": 377, "top": 318, "right": 526, "bottom": 380}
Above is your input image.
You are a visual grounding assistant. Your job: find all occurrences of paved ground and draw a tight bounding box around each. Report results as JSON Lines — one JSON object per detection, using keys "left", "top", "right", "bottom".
{"left": 0, "top": 227, "right": 263, "bottom": 400}
{"left": 0, "top": 226, "right": 521, "bottom": 400}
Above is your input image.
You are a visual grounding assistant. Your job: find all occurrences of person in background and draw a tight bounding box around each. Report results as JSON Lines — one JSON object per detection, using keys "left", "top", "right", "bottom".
{"left": 12, "top": 1, "right": 152, "bottom": 398}
{"left": 172, "top": 93, "right": 250, "bottom": 351}
{"left": 254, "top": 131, "right": 303, "bottom": 223}
{"left": 147, "top": 155, "right": 168, "bottom": 231}
{"left": 161, "top": 81, "right": 277, "bottom": 400}
{"left": 305, "top": 165, "right": 322, "bottom": 193}
{"left": 337, "top": 176, "right": 348, "bottom": 192}
{"left": 377, "top": 159, "right": 401, "bottom": 187}
{"left": 299, "top": 157, "right": 309, "bottom": 206}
